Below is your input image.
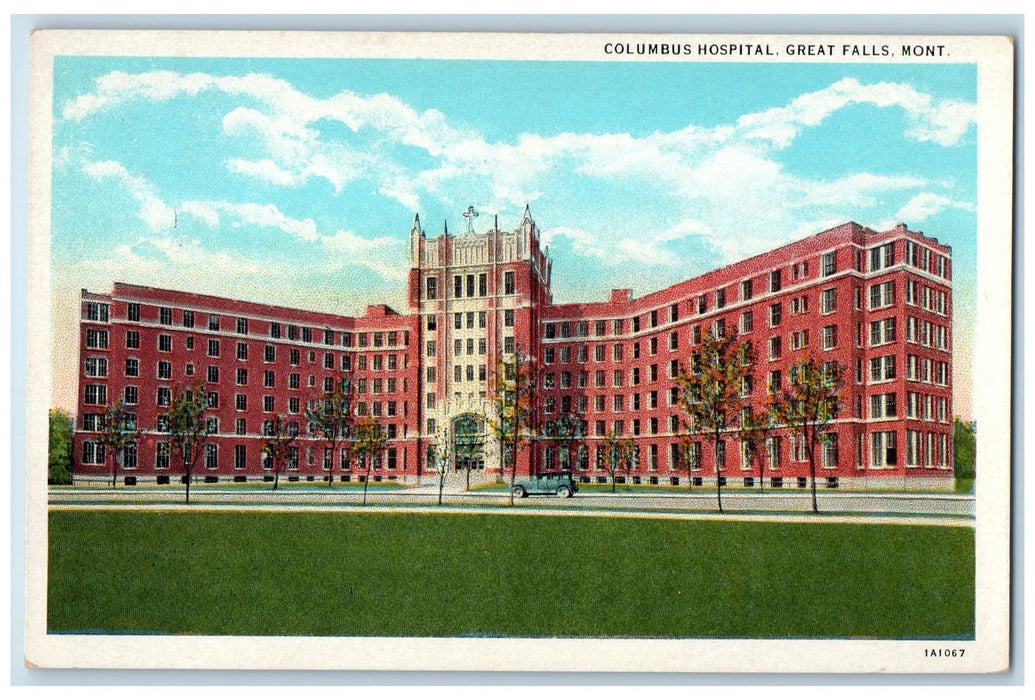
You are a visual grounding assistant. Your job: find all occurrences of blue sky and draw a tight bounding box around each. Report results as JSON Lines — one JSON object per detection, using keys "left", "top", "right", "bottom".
{"left": 50, "top": 56, "right": 978, "bottom": 416}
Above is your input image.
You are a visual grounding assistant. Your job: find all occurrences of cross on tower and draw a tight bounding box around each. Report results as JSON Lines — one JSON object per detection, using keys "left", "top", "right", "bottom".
{"left": 462, "top": 206, "right": 479, "bottom": 235}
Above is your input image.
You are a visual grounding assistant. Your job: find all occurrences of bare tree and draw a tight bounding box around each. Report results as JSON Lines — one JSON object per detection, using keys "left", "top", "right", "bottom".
{"left": 674, "top": 329, "right": 757, "bottom": 514}
{"left": 262, "top": 413, "right": 298, "bottom": 491}
{"left": 168, "top": 383, "right": 213, "bottom": 504}
{"left": 306, "top": 375, "right": 355, "bottom": 486}
{"left": 769, "top": 353, "right": 844, "bottom": 513}
{"left": 427, "top": 427, "right": 452, "bottom": 506}
{"left": 354, "top": 415, "right": 387, "bottom": 506}
{"left": 600, "top": 427, "right": 637, "bottom": 493}
{"left": 739, "top": 406, "right": 773, "bottom": 493}
{"left": 97, "top": 400, "right": 141, "bottom": 488}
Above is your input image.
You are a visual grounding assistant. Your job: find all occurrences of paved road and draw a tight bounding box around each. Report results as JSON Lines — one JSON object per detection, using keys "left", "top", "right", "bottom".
{"left": 49, "top": 484, "right": 975, "bottom": 523}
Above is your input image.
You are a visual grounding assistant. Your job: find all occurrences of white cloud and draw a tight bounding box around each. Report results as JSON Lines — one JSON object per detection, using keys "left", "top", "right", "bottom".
{"left": 321, "top": 230, "right": 407, "bottom": 280}
{"left": 889, "top": 192, "right": 975, "bottom": 225}
{"left": 734, "top": 77, "right": 977, "bottom": 149}
{"left": 65, "top": 69, "right": 976, "bottom": 279}
{"left": 82, "top": 159, "right": 175, "bottom": 230}
{"left": 225, "top": 159, "right": 299, "bottom": 187}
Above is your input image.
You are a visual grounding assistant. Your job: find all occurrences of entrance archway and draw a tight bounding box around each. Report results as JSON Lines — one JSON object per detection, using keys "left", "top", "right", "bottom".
{"left": 453, "top": 413, "right": 485, "bottom": 473}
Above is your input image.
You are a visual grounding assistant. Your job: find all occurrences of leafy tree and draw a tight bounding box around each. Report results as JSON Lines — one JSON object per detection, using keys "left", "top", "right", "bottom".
{"left": 674, "top": 329, "right": 756, "bottom": 513}
{"left": 544, "top": 413, "right": 584, "bottom": 472}
{"left": 487, "top": 350, "right": 538, "bottom": 505}
{"left": 769, "top": 354, "right": 844, "bottom": 513}
{"left": 953, "top": 417, "right": 976, "bottom": 481}
{"left": 600, "top": 427, "right": 637, "bottom": 493}
{"left": 354, "top": 416, "right": 387, "bottom": 506}
{"left": 262, "top": 413, "right": 298, "bottom": 492}
{"left": 168, "top": 383, "right": 213, "bottom": 504}
{"left": 305, "top": 375, "right": 355, "bottom": 486}
{"left": 48, "top": 409, "right": 74, "bottom": 485}
{"left": 739, "top": 406, "right": 773, "bottom": 493}
{"left": 97, "top": 400, "right": 141, "bottom": 488}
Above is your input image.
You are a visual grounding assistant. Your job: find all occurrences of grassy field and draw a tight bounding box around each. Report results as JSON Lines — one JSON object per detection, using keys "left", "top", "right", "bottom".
{"left": 48, "top": 510, "right": 974, "bottom": 639}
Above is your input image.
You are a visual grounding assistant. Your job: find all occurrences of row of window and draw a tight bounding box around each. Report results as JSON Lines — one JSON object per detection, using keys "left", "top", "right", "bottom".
{"left": 537, "top": 241, "right": 944, "bottom": 340}
{"left": 148, "top": 303, "right": 407, "bottom": 348}
{"left": 81, "top": 441, "right": 402, "bottom": 471}
{"left": 425, "top": 271, "right": 513, "bottom": 300}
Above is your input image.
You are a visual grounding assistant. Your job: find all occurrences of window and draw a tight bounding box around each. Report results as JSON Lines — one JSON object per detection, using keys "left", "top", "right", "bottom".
{"left": 870, "top": 355, "right": 897, "bottom": 382}
{"left": 157, "top": 387, "right": 171, "bottom": 407}
{"left": 821, "top": 325, "right": 837, "bottom": 350}
{"left": 869, "top": 242, "right": 895, "bottom": 271}
{"left": 126, "top": 330, "right": 140, "bottom": 349}
{"left": 263, "top": 345, "right": 276, "bottom": 363}
{"left": 769, "top": 269, "right": 782, "bottom": 293}
{"left": 122, "top": 358, "right": 138, "bottom": 377}
{"left": 426, "top": 340, "right": 437, "bottom": 357}
{"left": 207, "top": 339, "right": 220, "bottom": 357}
{"left": 81, "top": 440, "right": 105, "bottom": 465}
{"left": 270, "top": 322, "right": 281, "bottom": 339}
{"left": 791, "top": 330, "right": 808, "bottom": 351}
{"left": 669, "top": 303, "right": 679, "bottom": 323}
{"left": 697, "top": 295, "right": 707, "bottom": 315}
{"left": 871, "top": 430, "right": 897, "bottom": 467}
{"left": 768, "top": 336, "right": 781, "bottom": 360}
{"left": 235, "top": 393, "right": 247, "bottom": 411}
{"left": 740, "top": 311, "right": 753, "bottom": 334}
{"left": 84, "top": 384, "right": 107, "bottom": 405}
{"left": 822, "top": 251, "right": 837, "bottom": 276}
{"left": 85, "top": 357, "right": 108, "bottom": 377}
{"left": 154, "top": 360, "right": 170, "bottom": 379}
{"left": 264, "top": 370, "right": 275, "bottom": 388}
{"left": 159, "top": 307, "right": 172, "bottom": 325}
{"left": 504, "top": 309, "right": 514, "bottom": 327}
{"left": 204, "top": 444, "right": 218, "bottom": 469}
{"left": 466, "top": 274, "right": 475, "bottom": 297}
{"left": 504, "top": 271, "right": 515, "bottom": 295}
{"left": 263, "top": 395, "right": 275, "bottom": 412}
{"left": 870, "top": 393, "right": 898, "bottom": 419}
{"left": 715, "top": 289, "right": 726, "bottom": 309}
{"left": 869, "top": 318, "right": 897, "bottom": 346}
{"left": 126, "top": 302, "right": 139, "bottom": 322}
{"left": 208, "top": 314, "right": 220, "bottom": 332}
{"left": 819, "top": 288, "right": 836, "bottom": 314}
{"left": 869, "top": 281, "right": 896, "bottom": 310}
{"left": 85, "top": 329, "right": 109, "bottom": 349}
{"left": 768, "top": 303, "right": 781, "bottom": 327}
{"left": 425, "top": 276, "right": 438, "bottom": 300}
{"left": 740, "top": 279, "right": 753, "bottom": 301}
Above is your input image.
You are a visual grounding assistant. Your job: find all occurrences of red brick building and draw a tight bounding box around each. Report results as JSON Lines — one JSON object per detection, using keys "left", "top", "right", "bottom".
{"left": 73, "top": 209, "right": 954, "bottom": 489}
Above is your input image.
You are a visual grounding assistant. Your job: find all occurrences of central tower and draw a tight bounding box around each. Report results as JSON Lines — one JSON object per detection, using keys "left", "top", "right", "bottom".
{"left": 408, "top": 205, "right": 552, "bottom": 477}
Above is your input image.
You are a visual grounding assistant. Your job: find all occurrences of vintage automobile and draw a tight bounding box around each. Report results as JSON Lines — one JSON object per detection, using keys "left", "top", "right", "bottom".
{"left": 510, "top": 471, "right": 578, "bottom": 498}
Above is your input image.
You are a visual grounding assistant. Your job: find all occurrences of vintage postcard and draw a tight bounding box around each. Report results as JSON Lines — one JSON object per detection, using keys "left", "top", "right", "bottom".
{"left": 25, "top": 30, "right": 1013, "bottom": 673}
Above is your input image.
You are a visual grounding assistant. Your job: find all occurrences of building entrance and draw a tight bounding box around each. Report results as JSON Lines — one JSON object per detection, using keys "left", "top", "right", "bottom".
{"left": 453, "top": 413, "right": 485, "bottom": 472}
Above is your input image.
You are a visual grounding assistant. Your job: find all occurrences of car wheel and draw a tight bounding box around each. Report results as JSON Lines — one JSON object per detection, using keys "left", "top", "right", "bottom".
{"left": 511, "top": 486, "right": 526, "bottom": 498}
{"left": 557, "top": 486, "right": 572, "bottom": 498}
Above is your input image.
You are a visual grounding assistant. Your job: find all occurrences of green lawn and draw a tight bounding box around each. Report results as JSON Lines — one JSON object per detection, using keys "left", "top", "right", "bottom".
{"left": 48, "top": 510, "right": 974, "bottom": 639}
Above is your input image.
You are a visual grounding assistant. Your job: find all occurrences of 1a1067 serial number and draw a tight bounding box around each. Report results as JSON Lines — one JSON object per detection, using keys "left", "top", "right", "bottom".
{"left": 925, "top": 648, "right": 965, "bottom": 658}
